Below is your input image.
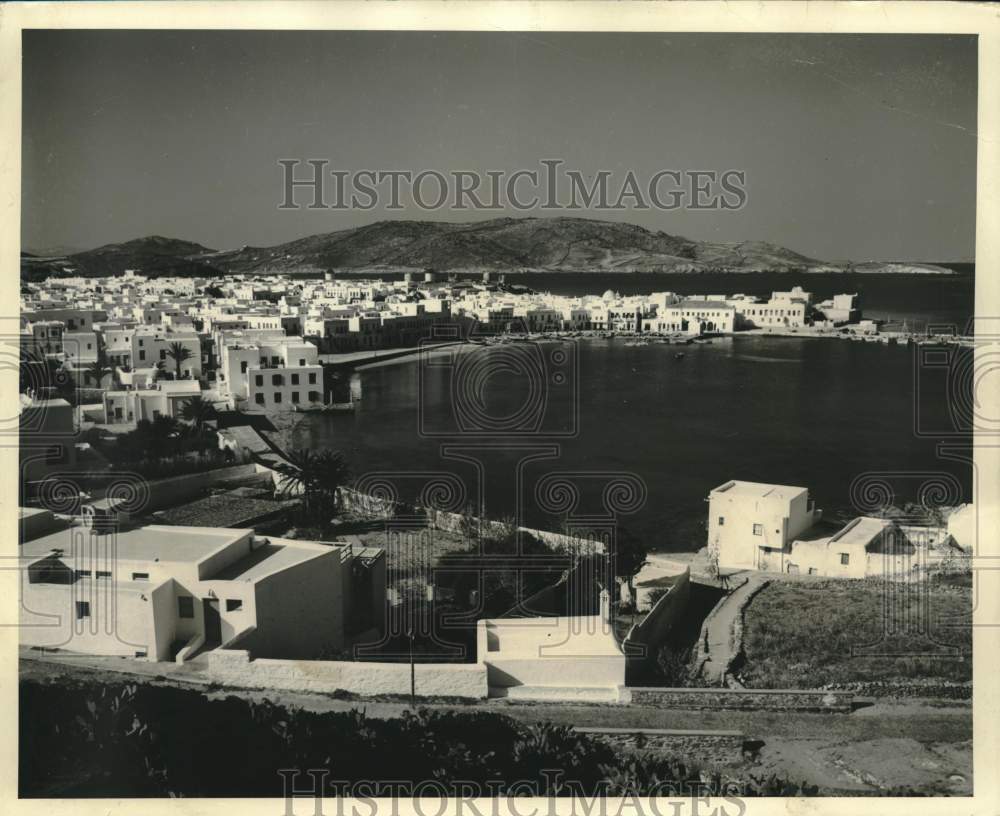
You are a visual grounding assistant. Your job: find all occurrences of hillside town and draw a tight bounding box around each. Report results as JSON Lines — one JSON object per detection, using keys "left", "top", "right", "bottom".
{"left": 20, "top": 268, "right": 882, "bottom": 421}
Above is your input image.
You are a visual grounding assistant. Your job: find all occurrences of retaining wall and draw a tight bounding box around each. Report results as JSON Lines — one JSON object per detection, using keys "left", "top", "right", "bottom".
{"left": 623, "top": 686, "right": 855, "bottom": 712}
{"left": 205, "top": 648, "right": 487, "bottom": 699}
{"left": 574, "top": 726, "right": 746, "bottom": 765}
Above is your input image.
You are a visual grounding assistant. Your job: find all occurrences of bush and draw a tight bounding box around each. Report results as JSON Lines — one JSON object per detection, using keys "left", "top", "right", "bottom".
{"left": 20, "top": 677, "right": 820, "bottom": 798}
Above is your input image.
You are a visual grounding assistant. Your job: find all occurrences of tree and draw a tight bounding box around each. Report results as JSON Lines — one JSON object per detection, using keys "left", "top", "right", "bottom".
{"left": 125, "top": 415, "right": 181, "bottom": 461}
{"left": 166, "top": 342, "right": 193, "bottom": 379}
{"left": 202, "top": 285, "right": 224, "bottom": 298}
{"left": 179, "top": 395, "right": 216, "bottom": 433}
{"left": 271, "top": 448, "right": 351, "bottom": 522}
{"left": 87, "top": 351, "right": 113, "bottom": 389}
{"left": 613, "top": 527, "right": 648, "bottom": 590}
{"left": 706, "top": 533, "right": 722, "bottom": 581}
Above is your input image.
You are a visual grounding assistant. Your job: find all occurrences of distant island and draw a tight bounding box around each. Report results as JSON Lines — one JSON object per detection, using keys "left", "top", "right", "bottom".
{"left": 21, "top": 216, "right": 965, "bottom": 280}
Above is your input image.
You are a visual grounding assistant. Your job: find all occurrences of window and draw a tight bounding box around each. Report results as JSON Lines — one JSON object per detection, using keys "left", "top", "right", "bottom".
{"left": 96, "top": 570, "right": 111, "bottom": 579}
{"left": 291, "top": 373, "right": 299, "bottom": 385}
{"left": 132, "top": 572, "right": 149, "bottom": 581}
{"left": 840, "top": 553, "right": 850, "bottom": 566}
{"left": 718, "top": 516, "right": 725, "bottom": 526}
{"left": 178, "top": 596, "right": 194, "bottom": 618}
{"left": 159, "top": 350, "right": 166, "bottom": 360}
{"left": 255, "top": 375, "right": 263, "bottom": 386}
{"left": 240, "top": 361, "right": 248, "bottom": 373}
{"left": 752, "top": 524, "right": 763, "bottom": 536}
{"left": 272, "top": 374, "right": 283, "bottom": 386}
{"left": 226, "top": 599, "right": 243, "bottom": 612}
{"left": 308, "top": 391, "right": 320, "bottom": 402}
{"left": 139, "top": 350, "right": 146, "bottom": 361}
{"left": 308, "top": 373, "right": 317, "bottom": 384}
{"left": 76, "top": 601, "right": 90, "bottom": 620}
{"left": 255, "top": 393, "right": 265, "bottom": 405}
{"left": 291, "top": 391, "right": 300, "bottom": 404}
{"left": 299, "top": 358, "right": 305, "bottom": 366}
{"left": 274, "top": 392, "right": 283, "bottom": 404}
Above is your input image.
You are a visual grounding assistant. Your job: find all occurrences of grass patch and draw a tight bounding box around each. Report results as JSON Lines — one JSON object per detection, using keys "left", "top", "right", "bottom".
{"left": 741, "top": 580, "right": 971, "bottom": 688}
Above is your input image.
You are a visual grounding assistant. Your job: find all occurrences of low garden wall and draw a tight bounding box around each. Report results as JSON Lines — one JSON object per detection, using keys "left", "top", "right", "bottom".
{"left": 205, "top": 648, "right": 488, "bottom": 700}
{"left": 574, "top": 726, "right": 746, "bottom": 765}
{"left": 623, "top": 686, "right": 855, "bottom": 712}
{"left": 336, "top": 487, "right": 607, "bottom": 554}
{"left": 623, "top": 568, "right": 691, "bottom": 666}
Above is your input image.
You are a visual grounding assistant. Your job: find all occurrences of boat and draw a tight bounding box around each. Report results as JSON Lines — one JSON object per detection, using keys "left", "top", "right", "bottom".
{"left": 674, "top": 352, "right": 686, "bottom": 360}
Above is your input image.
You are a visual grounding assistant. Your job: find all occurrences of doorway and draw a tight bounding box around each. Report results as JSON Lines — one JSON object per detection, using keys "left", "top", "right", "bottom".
{"left": 202, "top": 599, "right": 222, "bottom": 645}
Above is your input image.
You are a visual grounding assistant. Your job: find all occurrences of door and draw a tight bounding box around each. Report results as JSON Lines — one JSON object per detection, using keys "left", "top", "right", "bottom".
{"left": 203, "top": 599, "right": 222, "bottom": 644}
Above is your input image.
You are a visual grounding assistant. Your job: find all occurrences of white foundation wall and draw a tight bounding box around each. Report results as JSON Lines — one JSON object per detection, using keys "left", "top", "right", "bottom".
{"left": 206, "top": 649, "right": 488, "bottom": 699}
{"left": 477, "top": 615, "right": 625, "bottom": 690}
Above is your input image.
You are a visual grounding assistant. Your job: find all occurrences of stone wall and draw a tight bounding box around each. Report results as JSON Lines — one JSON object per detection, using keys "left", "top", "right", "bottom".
{"left": 725, "top": 578, "right": 771, "bottom": 688}
{"left": 574, "top": 726, "right": 746, "bottom": 766}
{"left": 623, "top": 686, "right": 855, "bottom": 712}
{"left": 204, "top": 648, "right": 488, "bottom": 699}
{"left": 336, "top": 487, "right": 606, "bottom": 554}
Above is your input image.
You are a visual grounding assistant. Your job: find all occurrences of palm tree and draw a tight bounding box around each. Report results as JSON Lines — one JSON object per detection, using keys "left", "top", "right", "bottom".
{"left": 166, "top": 341, "right": 193, "bottom": 379}
{"left": 87, "top": 351, "right": 113, "bottom": 390}
{"left": 314, "top": 449, "right": 351, "bottom": 507}
{"left": 179, "top": 395, "right": 216, "bottom": 433}
{"left": 271, "top": 448, "right": 351, "bottom": 521}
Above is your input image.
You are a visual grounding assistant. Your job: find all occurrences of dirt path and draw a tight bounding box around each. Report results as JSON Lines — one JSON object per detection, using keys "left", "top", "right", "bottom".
{"left": 699, "top": 574, "right": 766, "bottom": 684}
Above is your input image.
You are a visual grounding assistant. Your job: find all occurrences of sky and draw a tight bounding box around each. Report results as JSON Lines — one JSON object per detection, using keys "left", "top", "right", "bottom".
{"left": 22, "top": 31, "right": 977, "bottom": 262}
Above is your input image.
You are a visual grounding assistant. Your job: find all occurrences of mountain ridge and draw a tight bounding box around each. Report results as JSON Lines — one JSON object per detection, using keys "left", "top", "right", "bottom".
{"left": 21, "top": 217, "right": 961, "bottom": 280}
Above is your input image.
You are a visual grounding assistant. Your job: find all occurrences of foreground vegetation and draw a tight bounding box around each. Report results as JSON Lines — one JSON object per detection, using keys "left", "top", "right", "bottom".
{"left": 21, "top": 677, "right": 821, "bottom": 797}
{"left": 740, "top": 577, "right": 971, "bottom": 689}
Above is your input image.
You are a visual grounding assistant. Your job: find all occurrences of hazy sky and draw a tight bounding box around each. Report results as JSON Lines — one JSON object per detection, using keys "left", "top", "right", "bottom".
{"left": 22, "top": 31, "right": 977, "bottom": 261}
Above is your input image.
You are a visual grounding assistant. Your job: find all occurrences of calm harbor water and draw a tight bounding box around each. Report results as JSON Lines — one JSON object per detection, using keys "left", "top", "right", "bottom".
{"left": 293, "top": 274, "right": 974, "bottom": 552}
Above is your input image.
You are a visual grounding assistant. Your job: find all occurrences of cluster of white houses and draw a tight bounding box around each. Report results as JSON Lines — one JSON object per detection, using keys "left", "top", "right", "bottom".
{"left": 707, "top": 480, "right": 972, "bottom": 580}
{"left": 21, "top": 269, "right": 874, "bottom": 418}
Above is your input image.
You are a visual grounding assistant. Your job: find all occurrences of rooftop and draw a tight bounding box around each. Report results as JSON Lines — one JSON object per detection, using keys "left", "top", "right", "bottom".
{"left": 211, "top": 537, "right": 331, "bottom": 581}
{"left": 828, "top": 516, "right": 892, "bottom": 548}
{"left": 21, "top": 524, "right": 250, "bottom": 566}
{"left": 711, "top": 480, "right": 809, "bottom": 501}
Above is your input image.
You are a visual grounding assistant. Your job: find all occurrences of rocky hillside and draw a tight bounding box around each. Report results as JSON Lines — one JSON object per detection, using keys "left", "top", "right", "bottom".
{"left": 22, "top": 217, "right": 960, "bottom": 279}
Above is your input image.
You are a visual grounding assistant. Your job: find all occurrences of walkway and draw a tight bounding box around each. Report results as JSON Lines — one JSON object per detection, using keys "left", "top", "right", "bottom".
{"left": 698, "top": 573, "right": 768, "bottom": 686}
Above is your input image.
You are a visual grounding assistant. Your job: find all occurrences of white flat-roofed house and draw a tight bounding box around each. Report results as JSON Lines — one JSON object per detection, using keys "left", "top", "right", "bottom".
{"left": 708, "top": 479, "right": 965, "bottom": 580}
{"left": 131, "top": 328, "right": 202, "bottom": 379}
{"left": 708, "top": 480, "right": 822, "bottom": 571}
{"left": 647, "top": 300, "right": 736, "bottom": 335}
{"left": 733, "top": 295, "right": 808, "bottom": 330}
{"left": 218, "top": 336, "right": 323, "bottom": 410}
{"left": 19, "top": 397, "right": 78, "bottom": 485}
{"left": 19, "top": 518, "right": 365, "bottom": 662}
{"left": 102, "top": 379, "right": 202, "bottom": 424}
{"left": 815, "top": 293, "right": 861, "bottom": 325}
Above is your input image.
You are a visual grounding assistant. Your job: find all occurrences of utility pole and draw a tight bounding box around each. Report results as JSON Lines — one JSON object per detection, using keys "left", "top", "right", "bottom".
{"left": 408, "top": 627, "right": 415, "bottom": 708}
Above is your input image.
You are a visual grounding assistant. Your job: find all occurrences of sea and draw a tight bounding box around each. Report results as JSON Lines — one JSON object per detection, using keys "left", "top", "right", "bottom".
{"left": 290, "top": 271, "right": 975, "bottom": 552}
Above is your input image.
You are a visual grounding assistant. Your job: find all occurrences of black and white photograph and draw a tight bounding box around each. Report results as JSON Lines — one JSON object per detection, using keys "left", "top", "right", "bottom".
{"left": 5, "top": 2, "right": 999, "bottom": 811}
